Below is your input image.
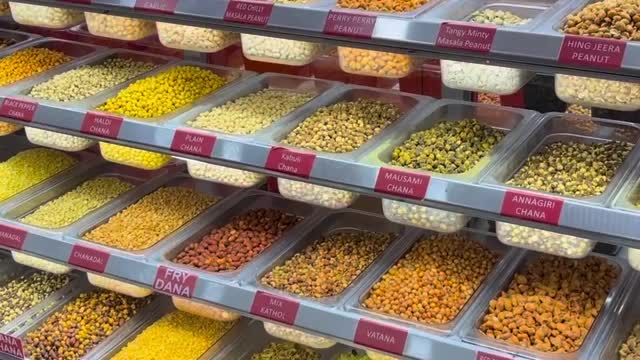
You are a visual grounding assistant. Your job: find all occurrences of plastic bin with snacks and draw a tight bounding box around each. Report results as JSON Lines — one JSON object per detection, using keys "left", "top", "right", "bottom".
{"left": 272, "top": 86, "right": 425, "bottom": 209}
{"left": 164, "top": 191, "right": 318, "bottom": 320}
{"left": 9, "top": 2, "right": 84, "bottom": 28}
{"left": 94, "top": 62, "right": 246, "bottom": 170}
{"left": 85, "top": 12, "right": 155, "bottom": 41}
{"left": 157, "top": 22, "right": 239, "bottom": 53}
{"left": 23, "top": 50, "right": 172, "bottom": 152}
{"left": 263, "top": 322, "right": 336, "bottom": 349}
{"left": 481, "top": 113, "right": 640, "bottom": 258}
{"left": 463, "top": 252, "right": 630, "bottom": 359}
{"left": 178, "top": 73, "right": 337, "bottom": 188}
{"left": 611, "top": 165, "right": 640, "bottom": 271}
{"left": 365, "top": 100, "right": 537, "bottom": 233}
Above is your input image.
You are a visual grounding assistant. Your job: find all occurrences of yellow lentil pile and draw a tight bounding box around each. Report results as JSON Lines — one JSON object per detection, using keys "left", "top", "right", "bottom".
{"left": 0, "top": 148, "right": 77, "bottom": 202}
{"left": 21, "top": 176, "right": 134, "bottom": 229}
{"left": 83, "top": 186, "right": 217, "bottom": 251}
{"left": 363, "top": 233, "right": 499, "bottom": 325}
{"left": 23, "top": 290, "right": 151, "bottom": 360}
{"left": 112, "top": 310, "right": 235, "bottom": 360}
{"left": 0, "top": 47, "right": 71, "bottom": 86}
{"left": 188, "top": 89, "right": 315, "bottom": 135}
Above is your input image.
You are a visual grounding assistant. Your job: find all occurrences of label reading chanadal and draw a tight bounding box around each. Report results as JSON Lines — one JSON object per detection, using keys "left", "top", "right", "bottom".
{"left": 0, "top": 98, "right": 38, "bottom": 122}
{"left": 354, "top": 318, "right": 408, "bottom": 355}
{"left": 170, "top": 129, "right": 216, "bottom": 157}
{"left": 374, "top": 167, "right": 430, "bottom": 200}
{"left": 250, "top": 291, "right": 300, "bottom": 325}
{"left": 153, "top": 266, "right": 198, "bottom": 298}
{"left": 81, "top": 112, "right": 123, "bottom": 139}
{"left": 323, "top": 10, "right": 376, "bottom": 39}
{"left": 0, "top": 224, "right": 27, "bottom": 250}
{"left": 558, "top": 35, "right": 626, "bottom": 69}
{"left": 436, "top": 22, "right": 496, "bottom": 53}
{"left": 68, "top": 244, "right": 110, "bottom": 273}
{"left": 134, "top": 0, "right": 178, "bottom": 13}
{"left": 501, "top": 190, "right": 564, "bottom": 225}
{"left": 265, "top": 147, "right": 316, "bottom": 178}
{"left": 0, "top": 333, "right": 24, "bottom": 359}
{"left": 224, "top": 0, "right": 273, "bottom": 26}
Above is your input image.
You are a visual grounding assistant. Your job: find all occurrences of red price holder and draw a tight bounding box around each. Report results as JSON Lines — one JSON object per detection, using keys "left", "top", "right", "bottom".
{"left": 0, "top": 97, "right": 38, "bottom": 122}
{"left": 81, "top": 111, "right": 123, "bottom": 139}
{"left": 250, "top": 291, "right": 300, "bottom": 325}
{"left": 374, "top": 167, "right": 430, "bottom": 200}
{"left": 265, "top": 147, "right": 316, "bottom": 178}
{"left": 0, "top": 333, "right": 24, "bottom": 360}
{"left": 436, "top": 21, "right": 497, "bottom": 53}
{"left": 500, "top": 189, "right": 564, "bottom": 225}
{"left": 323, "top": 10, "right": 376, "bottom": 39}
{"left": 170, "top": 128, "right": 217, "bottom": 157}
{"left": 0, "top": 224, "right": 27, "bottom": 250}
{"left": 153, "top": 265, "right": 198, "bottom": 298}
{"left": 134, "top": 0, "right": 179, "bottom": 14}
{"left": 224, "top": 0, "right": 274, "bottom": 26}
{"left": 558, "top": 35, "right": 626, "bottom": 69}
{"left": 354, "top": 318, "right": 408, "bottom": 355}
{"left": 68, "top": 244, "right": 110, "bottom": 273}
{"left": 476, "top": 351, "right": 513, "bottom": 360}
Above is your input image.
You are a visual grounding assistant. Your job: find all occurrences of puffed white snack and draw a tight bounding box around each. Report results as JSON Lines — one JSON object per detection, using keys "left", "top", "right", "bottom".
{"left": 441, "top": 60, "right": 532, "bottom": 95}
{"left": 241, "top": 34, "right": 327, "bottom": 66}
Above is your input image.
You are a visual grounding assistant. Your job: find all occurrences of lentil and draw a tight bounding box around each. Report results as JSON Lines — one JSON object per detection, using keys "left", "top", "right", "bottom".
{"left": 563, "top": 0, "right": 640, "bottom": 40}
{"left": 83, "top": 186, "right": 217, "bottom": 251}
{"left": 338, "top": 48, "right": 415, "bottom": 78}
{"left": 112, "top": 310, "right": 235, "bottom": 360}
{"left": 0, "top": 148, "right": 77, "bottom": 202}
{"left": 0, "top": 47, "right": 71, "bottom": 86}
{"left": 619, "top": 322, "right": 640, "bottom": 359}
{"left": 496, "top": 223, "right": 596, "bottom": 259}
{"left": 0, "top": 122, "right": 21, "bottom": 136}
{"left": 441, "top": 60, "right": 532, "bottom": 95}
{"left": 261, "top": 230, "right": 394, "bottom": 298}
{"left": 0, "top": 272, "right": 70, "bottom": 327}
{"left": 382, "top": 200, "right": 470, "bottom": 233}
{"left": 278, "top": 179, "right": 358, "bottom": 209}
{"left": 251, "top": 342, "right": 320, "bottom": 360}
{"left": 87, "top": 274, "right": 152, "bottom": 298}
{"left": 21, "top": 176, "right": 133, "bottom": 229}
{"left": 99, "top": 143, "right": 172, "bottom": 170}
{"left": 12, "top": 252, "right": 71, "bottom": 274}
{"left": 23, "top": 290, "right": 152, "bottom": 360}
{"left": 157, "top": 22, "right": 239, "bottom": 53}
{"left": 556, "top": 74, "right": 640, "bottom": 111}
{"left": 85, "top": 12, "right": 155, "bottom": 41}
{"left": 172, "top": 297, "right": 240, "bottom": 322}
{"left": 363, "top": 233, "right": 498, "bottom": 325}
{"left": 187, "top": 160, "right": 265, "bottom": 188}
{"left": 9, "top": 3, "right": 84, "bottom": 28}
{"left": 242, "top": 35, "right": 327, "bottom": 66}
{"left": 26, "top": 129, "right": 95, "bottom": 152}
{"left": 263, "top": 322, "right": 335, "bottom": 349}
{"left": 479, "top": 255, "right": 619, "bottom": 353}
{"left": 174, "top": 208, "right": 301, "bottom": 272}
{"left": 469, "top": 9, "right": 530, "bottom": 26}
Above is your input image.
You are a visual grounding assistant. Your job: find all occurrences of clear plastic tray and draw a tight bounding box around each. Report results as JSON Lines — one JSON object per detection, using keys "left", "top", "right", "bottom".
{"left": 25, "top": 128, "right": 95, "bottom": 152}
{"left": 9, "top": 2, "right": 84, "bottom": 29}
{"left": 263, "top": 321, "right": 336, "bottom": 349}
{"left": 338, "top": 47, "right": 416, "bottom": 79}
{"left": 85, "top": 12, "right": 156, "bottom": 41}
{"left": 278, "top": 179, "right": 359, "bottom": 209}
{"left": 628, "top": 247, "right": 640, "bottom": 272}
{"left": 172, "top": 297, "right": 240, "bottom": 322}
{"left": 186, "top": 160, "right": 265, "bottom": 188}
{"left": 11, "top": 252, "right": 71, "bottom": 274}
{"left": 242, "top": 34, "right": 329, "bottom": 66}
{"left": 441, "top": 60, "right": 533, "bottom": 95}
{"left": 99, "top": 143, "right": 173, "bottom": 170}
{"left": 495, "top": 222, "right": 596, "bottom": 259}
{"left": 157, "top": 22, "right": 239, "bottom": 53}
{"left": 87, "top": 273, "right": 153, "bottom": 298}
{"left": 555, "top": 74, "right": 640, "bottom": 112}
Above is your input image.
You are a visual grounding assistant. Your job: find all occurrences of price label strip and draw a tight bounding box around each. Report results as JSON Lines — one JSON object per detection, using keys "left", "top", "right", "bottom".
{"left": 500, "top": 189, "right": 564, "bottom": 225}
{"left": 0, "top": 224, "right": 27, "bottom": 250}
{"left": 153, "top": 265, "right": 198, "bottom": 298}
{"left": 68, "top": 244, "right": 110, "bottom": 273}
{"left": 250, "top": 291, "right": 300, "bottom": 325}
{"left": 354, "top": 318, "right": 408, "bottom": 355}
{"left": 0, "top": 334, "right": 24, "bottom": 360}
{"left": 81, "top": 111, "right": 123, "bottom": 139}
{"left": 224, "top": 0, "right": 273, "bottom": 26}
{"left": 476, "top": 351, "right": 513, "bottom": 360}
{"left": 0, "top": 97, "right": 38, "bottom": 122}
{"left": 323, "top": 10, "right": 376, "bottom": 39}
{"left": 374, "top": 167, "right": 430, "bottom": 200}
{"left": 265, "top": 146, "right": 316, "bottom": 178}
{"left": 134, "top": 0, "right": 179, "bottom": 13}
{"left": 170, "top": 128, "right": 217, "bottom": 157}
{"left": 558, "top": 34, "right": 626, "bottom": 69}
{"left": 436, "top": 22, "right": 497, "bottom": 53}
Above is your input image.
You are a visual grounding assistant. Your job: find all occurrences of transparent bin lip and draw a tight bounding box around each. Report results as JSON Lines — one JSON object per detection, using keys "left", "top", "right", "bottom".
{"left": 13, "top": 49, "right": 177, "bottom": 107}
{"left": 267, "top": 85, "right": 430, "bottom": 161}
{"left": 0, "top": 37, "right": 103, "bottom": 95}
{"left": 348, "top": 224, "right": 524, "bottom": 337}
{"left": 0, "top": 29, "right": 41, "bottom": 56}
{"left": 362, "top": 99, "right": 540, "bottom": 183}
{"left": 85, "top": 60, "right": 255, "bottom": 125}
{"left": 170, "top": 72, "right": 340, "bottom": 140}
{"left": 253, "top": 209, "right": 416, "bottom": 307}
{"left": 612, "top": 161, "right": 640, "bottom": 213}
{"left": 68, "top": 173, "right": 241, "bottom": 259}
{"left": 462, "top": 251, "right": 632, "bottom": 360}
{"left": 480, "top": 112, "right": 640, "bottom": 206}
{"left": 162, "top": 190, "right": 323, "bottom": 284}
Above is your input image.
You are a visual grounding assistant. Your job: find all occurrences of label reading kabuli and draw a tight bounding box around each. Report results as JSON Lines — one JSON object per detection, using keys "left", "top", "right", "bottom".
{"left": 265, "top": 147, "right": 316, "bottom": 178}
{"left": 558, "top": 35, "right": 626, "bottom": 69}
{"left": 323, "top": 10, "right": 376, "bottom": 39}
{"left": 134, "top": 0, "right": 178, "bottom": 13}
{"left": 0, "top": 224, "right": 27, "bottom": 250}
{"left": 224, "top": 0, "right": 273, "bottom": 26}
{"left": 153, "top": 266, "right": 198, "bottom": 298}
{"left": 0, "top": 98, "right": 38, "bottom": 122}
{"left": 436, "top": 22, "right": 497, "bottom": 53}
{"left": 374, "top": 167, "right": 430, "bottom": 200}
{"left": 354, "top": 318, "right": 408, "bottom": 355}
{"left": 501, "top": 190, "right": 564, "bottom": 225}
{"left": 170, "top": 128, "right": 216, "bottom": 157}
{"left": 0, "top": 333, "right": 24, "bottom": 360}
{"left": 81, "top": 111, "right": 123, "bottom": 139}
{"left": 68, "top": 244, "right": 110, "bottom": 273}
{"left": 250, "top": 291, "right": 300, "bottom": 325}
{"left": 476, "top": 351, "right": 513, "bottom": 360}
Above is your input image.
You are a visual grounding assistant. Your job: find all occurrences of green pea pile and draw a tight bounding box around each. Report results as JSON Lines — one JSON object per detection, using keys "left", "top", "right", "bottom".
{"left": 21, "top": 176, "right": 134, "bottom": 229}
{"left": 390, "top": 119, "right": 504, "bottom": 174}
{"left": 469, "top": 9, "right": 531, "bottom": 26}
{"left": 251, "top": 342, "right": 320, "bottom": 360}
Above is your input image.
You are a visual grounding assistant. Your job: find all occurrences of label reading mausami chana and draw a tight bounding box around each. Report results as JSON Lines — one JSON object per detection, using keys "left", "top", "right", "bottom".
{"left": 0, "top": 98, "right": 37, "bottom": 122}
{"left": 354, "top": 318, "right": 408, "bottom": 355}
{"left": 153, "top": 266, "right": 198, "bottom": 298}
{"left": 0, "top": 333, "right": 23, "bottom": 359}
{"left": 374, "top": 167, "right": 430, "bottom": 200}
{"left": 250, "top": 291, "right": 300, "bottom": 325}
{"left": 500, "top": 189, "right": 564, "bottom": 225}
{"left": 558, "top": 35, "right": 626, "bottom": 69}
{"left": 436, "top": 22, "right": 497, "bottom": 52}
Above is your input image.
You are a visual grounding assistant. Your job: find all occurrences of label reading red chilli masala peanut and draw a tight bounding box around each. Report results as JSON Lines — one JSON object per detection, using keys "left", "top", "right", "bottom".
{"left": 265, "top": 147, "right": 316, "bottom": 178}
{"left": 374, "top": 167, "right": 430, "bottom": 200}
{"left": 500, "top": 190, "right": 564, "bottom": 225}
{"left": 170, "top": 129, "right": 216, "bottom": 157}
{"left": 354, "top": 318, "right": 408, "bottom": 355}
{"left": 0, "top": 333, "right": 24, "bottom": 360}
{"left": 436, "top": 22, "right": 496, "bottom": 52}
{"left": 558, "top": 35, "right": 626, "bottom": 69}
{"left": 250, "top": 291, "right": 300, "bottom": 325}
{"left": 0, "top": 97, "right": 37, "bottom": 122}
{"left": 0, "top": 224, "right": 27, "bottom": 250}
{"left": 224, "top": 0, "right": 273, "bottom": 25}
{"left": 323, "top": 10, "right": 376, "bottom": 39}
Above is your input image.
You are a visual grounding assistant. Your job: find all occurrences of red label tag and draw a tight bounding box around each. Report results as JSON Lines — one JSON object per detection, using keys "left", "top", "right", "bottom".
{"left": 374, "top": 167, "right": 430, "bottom": 200}
{"left": 0, "top": 98, "right": 37, "bottom": 122}
{"left": 558, "top": 35, "right": 626, "bottom": 69}
{"left": 501, "top": 190, "right": 564, "bottom": 225}
{"left": 250, "top": 291, "right": 300, "bottom": 325}
{"left": 81, "top": 111, "right": 123, "bottom": 139}
{"left": 68, "top": 244, "right": 110, "bottom": 273}
{"left": 0, "top": 224, "right": 27, "bottom": 250}
{"left": 476, "top": 351, "right": 513, "bottom": 360}
{"left": 170, "top": 129, "right": 216, "bottom": 157}
{"left": 323, "top": 10, "right": 377, "bottom": 39}
{"left": 354, "top": 318, "right": 408, "bottom": 355}
{"left": 134, "top": 0, "right": 178, "bottom": 13}
{"left": 0, "top": 334, "right": 24, "bottom": 360}
{"left": 224, "top": 0, "right": 273, "bottom": 26}
{"left": 436, "top": 22, "right": 497, "bottom": 53}
{"left": 153, "top": 266, "right": 198, "bottom": 298}
{"left": 265, "top": 147, "right": 316, "bottom": 178}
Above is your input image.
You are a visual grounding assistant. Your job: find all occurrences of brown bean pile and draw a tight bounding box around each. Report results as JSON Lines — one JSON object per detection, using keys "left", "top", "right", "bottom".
{"left": 563, "top": 0, "right": 640, "bottom": 40}
{"left": 173, "top": 208, "right": 301, "bottom": 272}
{"left": 363, "top": 233, "right": 499, "bottom": 325}
{"left": 261, "top": 230, "right": 394, "bottom": 298}
{"left": 479, "top": 255, "right": 619, "bottom": 353}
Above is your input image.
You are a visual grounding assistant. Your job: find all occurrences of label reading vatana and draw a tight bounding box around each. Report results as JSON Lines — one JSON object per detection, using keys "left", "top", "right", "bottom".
{"left": 0, "top": 224, "right": 27, "bottom": 250}
{"left": 224, "top": 0, "right": 273, "bottom": 26}
{"left": 265, "top": 147, "right": 316, "bottom": 178}
{"left": 476, "top": 351, "right": 513, "bottom": 360}
{"left": 374, "top": 167, "right": 430, "bottom": 200}
{"left": 354, "top": 318, "right": 408, "bottom": 355}
{"left": 436, "top": 22, "right": 497, "bottom": 53}
{"left": 153, "top": 266, "right": 198, "bottom": 298}
{"left": 323, "top": 10, "right": 376, "bottom": 39}
{"left": 134, "top": 0, "right": 178, "bottom": 13}
{"left": 0, "top": 334, "right": 24, "bottom": 360}
{"left": 0, "top": 98, "right": 38, "bottom": 122}
{"left": 170, "top": 129, "right": 216, "bottom": 157}
{"left": 68, "top": 244, "right": 110, "bottom": 273}
{"left": 501, "top": 190, "right": 564, "bottom": 225}
{"left": 81, "top": 112, "right": 123, "bottom": 139}
{"left": 250, "top": 291, "right": 300, "bottom": 325}
{"left": 558, "top": 35, "right": 626, "bottom": 69}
